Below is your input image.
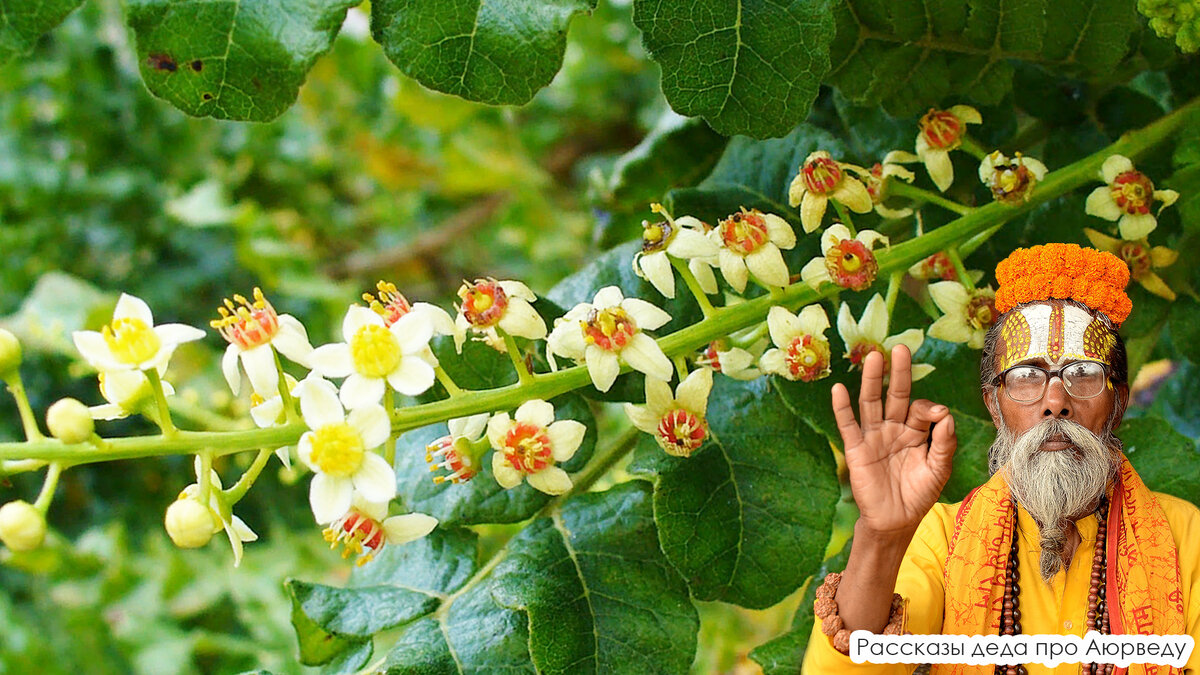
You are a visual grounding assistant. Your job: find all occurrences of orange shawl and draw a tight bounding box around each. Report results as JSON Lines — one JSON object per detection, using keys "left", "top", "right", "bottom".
{"left": 934, "top": 456, "right": 1185, "bottom": 674}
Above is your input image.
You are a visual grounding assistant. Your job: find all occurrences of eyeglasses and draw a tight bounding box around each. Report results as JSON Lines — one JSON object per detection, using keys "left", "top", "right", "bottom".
{"left": 992, "top": 361, "right": 1110, "bottom": 403}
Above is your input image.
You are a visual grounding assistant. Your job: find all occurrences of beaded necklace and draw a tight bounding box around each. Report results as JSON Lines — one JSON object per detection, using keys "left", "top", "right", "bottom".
{"left": 994, "top": 497, "right": 1112, "bottom": 675}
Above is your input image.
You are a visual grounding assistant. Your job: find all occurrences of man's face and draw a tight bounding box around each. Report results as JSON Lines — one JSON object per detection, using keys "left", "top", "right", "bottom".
{"left": 991, "top": 355, "right": 1120, "bottom": 447}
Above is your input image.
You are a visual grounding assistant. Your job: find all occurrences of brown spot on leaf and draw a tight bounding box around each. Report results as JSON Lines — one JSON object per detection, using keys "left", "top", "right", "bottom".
{"left": 191, "top": 60, "right": 203, "bottom": 72}
{"left": 252, "top": 77, "right": 262, "bottom": 90}
{"left": 148, "top": 53, "right": 177, "bottom": 72}
{"left": 202, "top": 93, "right": 213, "bottom": 101}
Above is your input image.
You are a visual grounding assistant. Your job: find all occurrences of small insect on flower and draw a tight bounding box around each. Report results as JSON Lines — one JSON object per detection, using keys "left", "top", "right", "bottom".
{"left": 488, "top": 400, "right": 586, "bottom": 495}
{"left": 708, "top": 207, "right": 797, "bottom": 292}
{"left": 323, "top": 496, "right": 437, "bottom": 566}
{"left": 799, "top": 223, "right": 889, "bottom": 291}
{"left": 759, "top": 305, "right": 833, "bottom": 383}
{"left": 1084, "top": 228, "right": 1180, "bottom": 301}
{"left": 73, "top": 293, "right": 205, "bottom": 373}
{"left": 454, "top": 278, "right": 547, "bottom": 350}
{"left": 624, "top": 369, "right": 713, "bottom": 458}
{"left": 546, "top": 286, "right": 673, "bottom": 392}
{"left": 927, "top": 282, "right": 998, "bottom": 349}
{"left": 426, "top": 413, "right": 490, "bottom": 484}
{"left": 838, "top": 295, "right": 934, "bottom": 380}
{"left": 1085, "top": 155, "right": 1179, "bottom": 240}
{"left": 979, "top": 151, "right": 1047, "bottom": 205}
{"left": 787, "top": 151, "right": 873, "bottom": 233}
{"left": 915, "top": 106, "right": 982, "bottom": 192}
{"left": 632, "top": 203, "right": 720, "bottom": 299}
{"left": 212, "top": 288, "right": 313, "bottom": 397}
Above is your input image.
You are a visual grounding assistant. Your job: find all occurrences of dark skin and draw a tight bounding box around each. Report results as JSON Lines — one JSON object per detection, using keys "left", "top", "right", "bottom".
{"left": 830, "top": 343, "right": 1128, "bottom": 633}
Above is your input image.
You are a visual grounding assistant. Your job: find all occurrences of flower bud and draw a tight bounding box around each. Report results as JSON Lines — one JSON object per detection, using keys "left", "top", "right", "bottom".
{"left": 164, "top": 498, "right": 216, "bottom": 548}
{"left": 0, "top": 500, "right": 46, "bottom": 552}
{"left": 0, "top": 328, "right": 21, "bottom": 377}
{"left": 46, "top": 397, "right": 95, "bottom": 444}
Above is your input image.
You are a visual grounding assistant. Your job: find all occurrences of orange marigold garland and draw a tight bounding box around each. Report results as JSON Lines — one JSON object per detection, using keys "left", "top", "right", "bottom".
{"left": 994, "top": 244, "right": 1132, "bottom": 325}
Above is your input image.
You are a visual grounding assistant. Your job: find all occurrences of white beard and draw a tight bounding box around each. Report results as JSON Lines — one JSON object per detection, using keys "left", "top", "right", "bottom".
{"left": 988, "top": 417, "right": 1119, "bottom": 582}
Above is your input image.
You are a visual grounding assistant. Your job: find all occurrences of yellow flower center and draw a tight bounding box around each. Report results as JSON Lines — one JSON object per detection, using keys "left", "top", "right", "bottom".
{"left": 310, "top": 423, "right": 365, "bottom": 477}
{"left": 102, "top": 318, "right": 161, "bottom": 365}
{"left": 1111, "top": 171, "right": 1154, "bottom": 215}
{"left": 582, "top": 307, "right": 637, "bottom": 352}
{"left": 350, "top": 324, "right": 401, "bottom": 378}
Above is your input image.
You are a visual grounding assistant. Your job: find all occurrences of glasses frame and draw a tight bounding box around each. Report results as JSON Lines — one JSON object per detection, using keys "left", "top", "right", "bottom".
{"left": 991, "top": 360, "right": 1112, "bottom": 403}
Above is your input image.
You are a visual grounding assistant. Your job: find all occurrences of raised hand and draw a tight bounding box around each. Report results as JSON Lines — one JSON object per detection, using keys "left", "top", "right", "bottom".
{"left": 832, "top": 344, "right": 958, "bottom": 538}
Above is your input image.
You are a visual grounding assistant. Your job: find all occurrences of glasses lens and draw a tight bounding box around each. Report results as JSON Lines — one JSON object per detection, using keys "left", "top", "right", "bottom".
{"left": 1004, "top": 366, "right": 1046, "bottom": 402}
{"left": 1063, "top": 361, "right": 1107, "bottom": 398}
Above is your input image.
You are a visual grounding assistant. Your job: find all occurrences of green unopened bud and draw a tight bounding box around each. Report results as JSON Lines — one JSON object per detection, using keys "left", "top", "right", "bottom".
{"left": 46, "top": 398, "right": 95, "bottom": 444}
{"left": 0, "top": 500, "right": 47, "bottom": 552}
{"left": 165, "top": 498, "right": 216, "bottom": 548}
{"left": 0, "top": 328, "right": 21, "bottom": 377}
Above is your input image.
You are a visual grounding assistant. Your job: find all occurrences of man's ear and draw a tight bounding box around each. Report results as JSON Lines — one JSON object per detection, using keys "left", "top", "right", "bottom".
{"left": 983, "top": 387, "right": 1001, "bottom": 429}
{"left": 1111, "top": 382, "right": 1130, "bottom": 431}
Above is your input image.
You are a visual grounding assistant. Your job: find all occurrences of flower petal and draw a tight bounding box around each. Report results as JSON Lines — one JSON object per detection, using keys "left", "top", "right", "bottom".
{"left": 744, "top": 245, "right": 790, "bottom": 288}
{"left": 349, "top": 404, "right": 391, "bottom": 449}
{"left": 854, "top": 229, "right": 889, "bottom": 250}
{"left": 392, "top": 311, "right": 435, "bottom": 355}
{"left": 73, "top": 330, "right": 123, "bottom": 372}
{"left": 1119, "top": 213, "right": 1157, "bottom": 240}
{"left": 547, "top": 420, "right": 586, "bottom": 462}
{"left": 499, "top": 299, "right": 548, "bottom": 340}
{"left": 821, "top": 224, "right": 852, "bottom": 254}
{"left": 675, "top": 368, "right": 713, "bottom": 414}
{"left": 928, "top": 281, "right": 969, "bottom": 313}
{"left": 250, "top": 396, "right": 284, "bottom": 428}
{"left": 342, "top": 305, "right": 382, "bottom": 343}
{"left": 310, "top": 343, "right": 355, "bottom": 379}
{"left": 763, "top": 213, "right": 796, "bottom": 249}
{"left": 221, "top": 344, "right": 242, "bottom": 395}
{"left": 515, "top": 399, "right": 555, "bottom": 427}
{"left": 412, "top": 302, "right": 458, "bottom": 339}
{"left": 155, "top": 323, "right": 206, "bottom": 346}
{"left": 624, "top": 403, "right": 660, "bottom": 434}
{"left": 759, "top": 349, "right": 787, "bottom": 377}
{"left": 859, "top": 295, "right": 890, "bottom": 343}
{"left": 800, "top": 257, "right": 828, "bottom": 289}
{"left": 668, "top": 228, "right": 719, "bottom": 258}
{"left": 310, "top": 474, "right": 353, "bottom": 524}
{"left": 352, "top": 453, "right": 397, "bottom": 503}
{"left": 241, "top": 344, "right": 279, "bottom": 397}
{"left": 1084, "top": 187, "right": 1122, "bottom": 221}
{"left": 592, "top": 286, "right": 625, "bottom": 309}
{"left": 949, "top": 105, "right": 982, "bottom": 124}
{"left": 620, "top": 333, "right": 673, "bottom": 382}
{"left": 787, "top": 174, "right": 806, "bottom": 208}
{"left": 638, "top": 251, "right": 675, "bottom": 299}
{"left": 496, "top": 280, "right": 537, "bottom": 302}
{"left": 883, "top": 328, "right": 925, "bottom": 354}
{"left": 718, "top": 248, "right": 749, "bottom": 293}
{"left": 386, "top": 355, "right": 436, "bottom": 397}
{"left": 1082, "top": 227, "right": 1121, "bottom": 251}
{"left": 527, "top": 466, "right": 572, "bottom": 495}
{"left": 487, "top": 412, "right": 513, "bottom": 450}
{"left": 450, "top": 412, "right": 491, "bottom": 441}
{"left": 295, "top": 376, "right": 344, "bottom": 429}
{"left": 1138, "top": 272, "right": 1177, "bottom": 301}
{"left": 832, "top": 176, "right": 873, "bottom": 213}
{"left": 911, "top": 363, "right": 936, "bottom": 382}
{"left": 836, "top": 302, "right": 859, "bottom": 347}
{"left": 768, "top": 306, "right": 803, "bottom": 347}
{"left": 927, "top": 315, "right": 973, "bottom": 344}
{"left": 114, "top": 293, "right": 154, "bottom": 324}
{"left": 1022, "top": 156, "right": 1048, "bottom": 180}
{"left": 383, "top": 513, "right": 439, "bottom": 546}
{"left": 645, "top": 376, "right": 673, "bottom": 417}
{"left": 800, "top": 191, "right": 828, "bottom": 234}
{"left": 622, "top": 298, "right": 672, "bottom": 331}
{"left": 585, "top": 345, "right": 621, "bottom": 392}
{"left": 1101, "top": 154, "right": 1134, "bottom": 184}
{"left": 492, "top": 452, "right": 523, "bottom": 488}
{"left": 925, "top": 149, "right": 954, "bottom": 192}
{"left": 1149, "top": 246, "right": 1178, "bottom": 268}
{"left": 273, "top": 315, "right": 314, "bottom": 366}
{"left": 689, "top": 259, "right": 719, "bottom": 295}
{"left": 341, "top": 373, "right": 386, "bottom": 410}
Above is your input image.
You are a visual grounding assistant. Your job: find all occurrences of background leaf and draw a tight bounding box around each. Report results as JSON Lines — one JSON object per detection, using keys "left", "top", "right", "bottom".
{"left": 0, "top": 0, "right": 84, "bottom": 62}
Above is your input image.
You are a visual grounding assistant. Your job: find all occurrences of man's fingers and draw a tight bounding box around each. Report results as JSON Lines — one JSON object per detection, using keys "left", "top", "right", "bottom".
{"left": 902, "top": 399, "right": 950, "bottom": 439}
{"left": 928, "top": 413, "right": 957, "bottom": 478}
{"left": 831, "top": 383, "right": 864, "bottom": 449}
{"left": 858, "top": 349, "right": 885, "bottom": 432}
{"left": 884, "top": 344, "right": 913, "bottom": 424}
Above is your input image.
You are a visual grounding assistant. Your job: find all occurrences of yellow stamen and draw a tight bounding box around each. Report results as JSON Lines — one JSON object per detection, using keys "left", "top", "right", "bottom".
{"left": 309, "top": 423, "right": 365, "bottom": 477}
{"left": 350, "top": 324, "right": 401, "bottom": 378}
{"left": 102, "top": 318, "right": 161, "bottom": 365}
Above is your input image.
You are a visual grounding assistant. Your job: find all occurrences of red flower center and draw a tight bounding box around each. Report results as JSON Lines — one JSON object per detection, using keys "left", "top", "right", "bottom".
{"left": 919, "top": 109, "right": 964, "bottom": 150}
{"left": 1118, "top": 241, "right": 1152, "bottom": 278}
{"left": 1111, "top": 171, "right": 1154, "bottom": 215}
{"left": 824, "top": 239, "right": 879, "bottom": 291}
{"left": 847, "top": 341, "right": 885, "bottom": 370}
{"left": 865, "top": 164, "right": 885, "bottom": 203}
{"left": 655, "top": 408, "right": 708, "bottom": 458}
{"left": 917, "top": 252, "right": 958, "bottom": 281}
{"left": 426, "top": 436, "right": 477, "bottom": 484}
{"left": 700, "top": 340, "right": 726, "bottom": 372}
{"left": 785, "top": 334, "right": 831, "bottom": 382}
{"left": 719, "top": 210, "right": 770, "bottom": 255}
{"left": 966, "top": 293, "right": 998, "bottom": 331}
{"left": 212, "top": 289, "right": 281, "bottom": 350}
{"left": 459, "top": 280, "right": 509, "bottom": 328}
{"left": 503, "top": 422, "right": 553, "bottom": 474}
{"left": 340, "top": 510, "right": 385, "bottom": 551}
{"left": 802, "top": 156, "right": 843, "bottom": 195}
{"left": 364, "top": 281, "right": 412, "bottom": 327}
{"left": 582, "top": 307, "right": 637, "bottom": 352}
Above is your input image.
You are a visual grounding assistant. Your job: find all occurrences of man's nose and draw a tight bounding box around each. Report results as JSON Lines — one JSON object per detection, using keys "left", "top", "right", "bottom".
{"left": 1042, "top": 375, "right": 1072, "bottom": 418}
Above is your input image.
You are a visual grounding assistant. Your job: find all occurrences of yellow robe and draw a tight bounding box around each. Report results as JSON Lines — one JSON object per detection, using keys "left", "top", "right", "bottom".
{"left": 802, "top": 492, "right": 1200, "bottom": 674}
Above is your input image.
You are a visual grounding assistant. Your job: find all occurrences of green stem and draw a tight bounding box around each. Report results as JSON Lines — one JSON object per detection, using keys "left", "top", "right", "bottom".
{"left": 33, "top": 462, "right": 63, "bottom": 512}
{"left": 144, "top": 369, "right": 177, "bottom": 437}
{"left": 2, "top": 459, "right": 46, "bottom": 475}
{"left": 885, "top": 271, "right": 903, "bottom": 317}
{"left": 831, "top": 200, "right": 857, "bottom": 235}
{"left": 6, "top": 373, "right": 44, "bottom": 441}
{"left": 673, "top": 355, "right": 689, "bottom": 381}
{"left": 273, "top": 350, "right": 299, "bottom": 424}
{"left": 435, "top": 366, "right": 464, "bottom": 397}
{"left": 888, "top": 181, "right": 974, "bottom": 216}
{"left": 384, "top": 388, "right": 398, "bottom": 467}
{"left": 0, "top": 97, "right": 1197, "bottom": 467}
{"left": 225, "top": 448, "right": 272, "bottom": 505}
{"left": 959, "top": 135, "right": 989, "bottom": 160}
{"left": 197, "top": 451, "right": 213, "bottom": 506}
{"left": 946, "top": 245, "right": 975, "bottom": 290}
{"left": 671, "top": 257, "right": 716, "bottom": 318}
{"left": 499, "top": 329, "right": 534, "bottom": 385}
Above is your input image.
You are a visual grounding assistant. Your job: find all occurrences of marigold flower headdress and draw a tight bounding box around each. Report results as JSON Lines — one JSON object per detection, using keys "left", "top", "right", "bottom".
{"left": 994, "top": 243, "right": 1132, "bottom": 326}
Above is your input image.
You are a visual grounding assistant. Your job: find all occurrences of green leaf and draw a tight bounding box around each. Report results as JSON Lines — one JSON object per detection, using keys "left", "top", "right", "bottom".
{"left": 1145, "top": 360, "right": 1200, "bottom": 440}
{"left": 631, "top": 0, "right": 835, "bottom": 139}
{"left": 430, "top": 335, "right": 518, "bottom": 391}
{"left": 491, "top": 482, "right": 699, "bottom": 674}
{"left": 629, "top": 377, "right": 840, "bottom": 608}
{"left": 370, "top": 0, "right": 597, "bottom": 106}
{"left": 125, "top": 0, "right": 356, "bottom": 121}
{"left": 0, "top": 0, "right": 84, "bottom": 62}
{"left": 1165, "top": 163, "right": 1200, "bottom": 234}
{"left": 392, "top": 394, "right": 596, "bottom": 526}
{"left": 383, "top": 483, "right": 698, "bottom": 674}
{"left": 288, "top": 582, "right": 438, "bottom": 640}
{"left": 1169, "top": 296, "right": 1200, "bottom": 363}
{"left": 749, "top": 537, "right": 853, "bottom": 674}
{"left": 939, "top": 409, "right": 997, "bottom": 502}
{"left": 1121, "top": 416, "right": 1200, "bottom": 503}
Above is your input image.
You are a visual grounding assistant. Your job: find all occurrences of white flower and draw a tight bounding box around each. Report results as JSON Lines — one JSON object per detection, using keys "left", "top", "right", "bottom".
{"left": 426, "top": 413, "right": 490, "bottom": 484}
{"left": 915, "top": 105, "right": 982, "bottom": 192}
{"left": 293, "top": 376, "right": 396, "bottom": 524}
{"left": 837, "top": 295, "right": 934, "bottom": 381}
{"left": 72, "top": 293, "right": 205, "bottom": 373}
{"left": 213, "top": 288, "right": 313, "bottom": 397}
{"left": 179, "top": 460, "right": 258, "bottom": 567}
{"left": 91, "top": 369, "right": 175, "bottom": 420}
{"left": 310, "top": 305, "right": 436, "bottom": 409}
{"left": 927, "top": 282, "right": 998, "bottom": 350}
{"left": 799, "top": 223, "right": 889, "bottom": 291}
{"left": 979, "top": 151, "right": 1048, "bottom": 205}
{"left": 759, "top": 305, "right": 833, "bottom": 382}
{"left": 907, "top": 252, "right": 983, "bottom": 284}
{"left": 696, "top": 340, "right": 760, "bottom": 381}
{"left": 546, "top": 286, "right": 673, "bottom": 392}
{"left": 863, "top": 151, "right": 919, "bottom": 219}
{"left": 1085, "top": 154, "right": 1179, "bottom": 240}
{"left": 249, "top": 374, "right": 299, "bottom": 468}
{"left": 323, "top": 494, "right": 437, "bottom": 566}
{"left": 632, "top": 204, "right": 720, "bottom": 298}
{"left": 624, "top": 369, "right": 712, "bottom": 458}
{"left": 787, "top": 151, "right": 873, "bottom": 233}
{"left": 708, "top": 208, "right": 796, "bottom": 292}
{"left": 487, "top": 399, "right": 586, "bottom": 495}
{"left": 454, "top": 278, "right": 547, "bottom": 350}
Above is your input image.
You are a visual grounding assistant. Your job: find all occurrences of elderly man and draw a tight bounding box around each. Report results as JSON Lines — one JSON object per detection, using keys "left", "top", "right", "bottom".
{"left": 802, "top": 244, "right": 1200, "bottom": 674}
